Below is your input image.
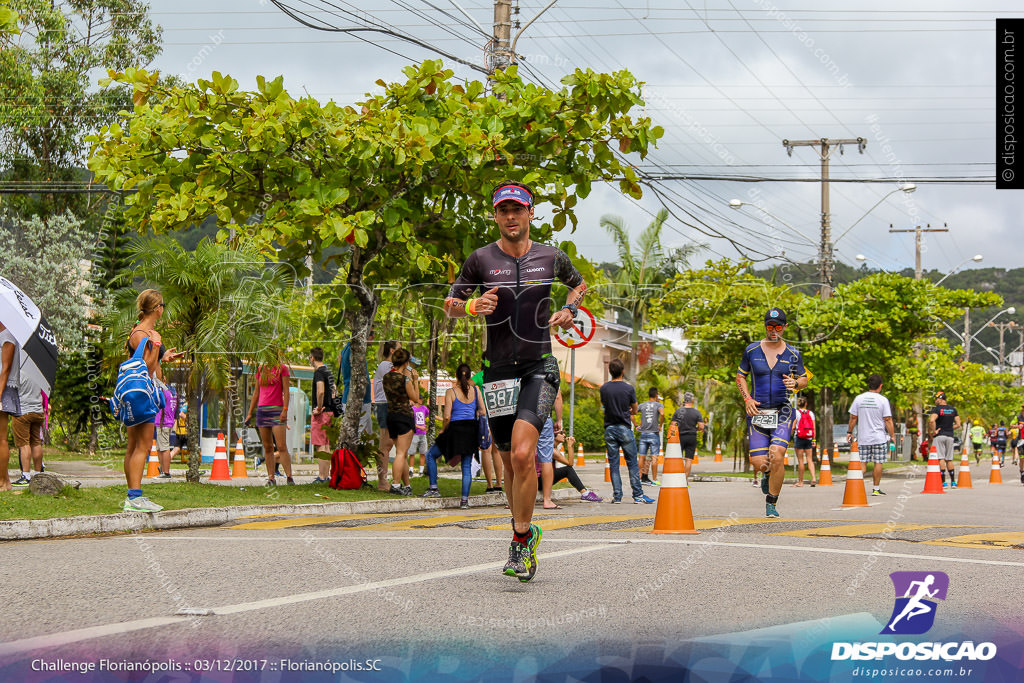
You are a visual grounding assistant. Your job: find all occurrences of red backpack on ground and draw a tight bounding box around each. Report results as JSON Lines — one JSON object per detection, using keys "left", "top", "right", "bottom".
{"left": 329, "top": 448, "right": 367, "bottom": 490}
{"left": 796, "top": 410, "right": 814, "bottom": 439}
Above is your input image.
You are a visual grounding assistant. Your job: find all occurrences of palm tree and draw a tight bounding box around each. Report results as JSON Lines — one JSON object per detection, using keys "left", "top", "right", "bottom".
{"left": 601, "top": 208, "right": 703, "bottom": 380}
{"left": 104, "top": 237, "right": 294, "bottom": 482}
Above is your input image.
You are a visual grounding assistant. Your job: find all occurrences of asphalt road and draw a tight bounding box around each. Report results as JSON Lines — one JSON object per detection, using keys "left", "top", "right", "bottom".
{"left": 2, "top": 465, "right": 1022, "bottom": 682}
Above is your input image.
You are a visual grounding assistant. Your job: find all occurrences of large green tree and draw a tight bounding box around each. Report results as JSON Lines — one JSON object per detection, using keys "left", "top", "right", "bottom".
{"left": 0, "top": 0, "right": 161, "bottom": 217}
{"left": 651, "top": 262, "right": 1016, "bottom": 450}
{"left": 87, "top": 61, "right": 662, "bottom": 450}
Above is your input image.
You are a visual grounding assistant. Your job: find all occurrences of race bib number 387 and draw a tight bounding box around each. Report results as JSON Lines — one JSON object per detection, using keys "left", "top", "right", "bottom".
{"left": 482, "top": 379, "right": 521, "bottom": 418}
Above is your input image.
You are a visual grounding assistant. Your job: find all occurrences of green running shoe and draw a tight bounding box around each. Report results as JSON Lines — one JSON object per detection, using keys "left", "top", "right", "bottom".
{"left": 765, "top": 502, "right": 780, "bottom": 518}
{"left": 503, "top": 542, "right": 528, "bottom": 578}
{"left": 519, "top": 523, "right": 542, "bottom": 583}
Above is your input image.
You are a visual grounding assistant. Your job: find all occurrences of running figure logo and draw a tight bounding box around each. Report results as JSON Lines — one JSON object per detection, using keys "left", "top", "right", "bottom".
{"left": 881, "top": 571, "right": 949, "bottom": 635}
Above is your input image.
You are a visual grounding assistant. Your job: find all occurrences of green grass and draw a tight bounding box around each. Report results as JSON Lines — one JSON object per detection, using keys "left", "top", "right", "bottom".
{"left": 0, "top": 476, "right": 489, "bottom": 521}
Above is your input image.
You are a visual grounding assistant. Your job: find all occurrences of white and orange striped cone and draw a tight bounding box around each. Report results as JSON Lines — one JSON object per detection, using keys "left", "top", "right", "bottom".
{"left": 209, "top": 432, "right": 232, "bottom": 481}
{"left": 956, "top": 450, "right": 972, "bottom": 489}
{"left": 576, "top": 444, "right": 586, "bottom": 467}
{"left": 146, "top": 439, "right": 160, "bottom": 478}
{"left": 693, "top": 449, "right": 699, "bottom": 465}
{"left": 921, "top": 445, "right": 945, "bottom": 494}
{"left": 783, "top": 450, "right": 790, "bottom": 467}
{"left": 818, "top": 443, "right": 833, "bottom": 486}
{"left": 652, "top": 423, "right": 698, "bottom": 534}
{"left": 604, "top": 456, "right": 612, "bottom": 483}
{"left": 232, "top": 439, "right": 248, "bottom": 479}
{"left": 619, "top": 448, "right": 626, "bottom": 466}
{"left": 658, "top": 446, "right": 664, "bottom": 467}
{"left": 714, "top": 444, "right": 722, "bottom": 463}
{"left": 832, "top": 444, "right": 840, "bottom": 465}
{"left": 841, "top": 441, "right": 869, "bottom": 507}
{"left": 989, "top": 454, "right": 1003, "bottom": 484}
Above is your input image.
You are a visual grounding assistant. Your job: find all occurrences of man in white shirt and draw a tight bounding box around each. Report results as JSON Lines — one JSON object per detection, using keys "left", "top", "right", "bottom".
{"left": 847, "top": 373, "right": 896, "bottom": 496}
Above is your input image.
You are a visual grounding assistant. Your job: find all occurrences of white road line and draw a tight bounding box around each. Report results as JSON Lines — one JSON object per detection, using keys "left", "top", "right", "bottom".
{"left": 0, "top": 617, "right": 188, "bottom": 657}
{"left": 115, "top": 535, "right": 1024, "bottom": 568}
{"left": 0, "top": 544, "right": 617, "bottom": 656}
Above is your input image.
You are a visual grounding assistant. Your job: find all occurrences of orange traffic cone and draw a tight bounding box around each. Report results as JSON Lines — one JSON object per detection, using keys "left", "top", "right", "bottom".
{"left": 209, "top": 432, "right": 232, "bottom": 481}
{"left": 693, "top": 450, "right": 699, "bottom": 465}
{"left": 146, "top": 439, "right": 160, "bottom": 478}
{"left": 956, "top": 450, "right": 972, "bottom": 489}
{"left": 576, "top": 444, "right": 586, "bottom": 467}
{"left": 619, "top": 448, "right": 625, "bottom": 466}
{"left": 232, "top": 438, "right": 248, "bottom": 478}
{"left": 989, "top": 454, "right": 1003, "bottom": 484}
{"left": 832, "top": 444, "right": 840, "bottom": 464}
{"left": 921, "top": 445, "right": 945, "bottom": 493}
{"left": 652, "top": 423, "right": 698, "bottom": 534}
{"left": 714, "top": 444, "right": 722, "bottom": 463}
{"left": 604, "top": 456, "right": 611, "bottom": 482}
{"left": 658, "top": 446, "right": 664, "bottom": 467}
{"left": 841, "top": 441, "right": 868, "bottom": 507}
{"left": 783, "top": 450, "right": 790, "bottom": 467}
{"left": 818, "top": 443, "right": 833, "bottom": 486}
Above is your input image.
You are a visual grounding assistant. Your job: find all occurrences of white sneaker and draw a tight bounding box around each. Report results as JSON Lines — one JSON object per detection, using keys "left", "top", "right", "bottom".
{"left": 123, "top": 496, "right": 164, "bottom": 513}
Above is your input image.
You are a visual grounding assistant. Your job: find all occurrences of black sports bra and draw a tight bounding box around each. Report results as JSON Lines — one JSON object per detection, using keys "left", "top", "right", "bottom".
{"left": 128, "top": 328, "right": 166, "bottom": 361}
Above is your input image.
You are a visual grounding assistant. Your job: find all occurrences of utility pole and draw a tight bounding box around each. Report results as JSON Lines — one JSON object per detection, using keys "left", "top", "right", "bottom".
{"left": 888, "top": 224, "right": 950, "bottom": 280}
{"left": 782, "top": 137, "right": 865, "bottom": 454}
{"left": 964, "top": 308, "right": 971, "bottom": 362}
{"left": 782, "top": 137, "right": 865, "bottom": 300}
{"left": 888, "top": 222, "right": 950, "bottom": 446}
{"left": 490, "top": 0, "right": 513, "bottom": 76}
{"left": 989, "top": 321, "right": 1019, "bottom": 372}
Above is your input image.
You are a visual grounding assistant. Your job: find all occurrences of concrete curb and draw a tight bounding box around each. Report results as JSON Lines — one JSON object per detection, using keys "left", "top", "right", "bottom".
{"left": 0, "top": 488, "right": 580, "bottom": 542}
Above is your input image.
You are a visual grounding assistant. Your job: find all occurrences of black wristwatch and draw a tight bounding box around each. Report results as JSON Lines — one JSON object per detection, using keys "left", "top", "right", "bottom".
{"left": 562, "top": 304, "right": 579, "bottom": 317}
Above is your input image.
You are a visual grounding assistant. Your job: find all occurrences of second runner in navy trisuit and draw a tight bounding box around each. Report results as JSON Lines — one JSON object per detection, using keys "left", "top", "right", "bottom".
{"left": 736, "top": 308, "right": 810, "bottom": 518}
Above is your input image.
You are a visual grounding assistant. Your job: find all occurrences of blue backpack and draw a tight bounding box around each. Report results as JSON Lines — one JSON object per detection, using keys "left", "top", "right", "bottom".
{"left": 109, "top": 336, "right": 165, "bottom": 426}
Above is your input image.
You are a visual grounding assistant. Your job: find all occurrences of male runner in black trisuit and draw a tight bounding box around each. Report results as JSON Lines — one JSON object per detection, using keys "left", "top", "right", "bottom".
{"left": 445, "top": 180, "right": 586, "bottom": 582}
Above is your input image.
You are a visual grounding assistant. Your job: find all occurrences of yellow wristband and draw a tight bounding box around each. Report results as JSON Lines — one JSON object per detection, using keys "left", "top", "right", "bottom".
{"left": 466, "top": 298, "right": 479, "bottom": 316}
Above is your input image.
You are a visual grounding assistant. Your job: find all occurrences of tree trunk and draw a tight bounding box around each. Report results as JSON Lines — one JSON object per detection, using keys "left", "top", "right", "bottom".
{"left": 427, "top": 311, "right": 441, "bottom": 442}
{"left": 186, "top": 352, "right": 203, "bottom": 482}
{"left": 337, "top": 251, "right": 376, "bottom": 452}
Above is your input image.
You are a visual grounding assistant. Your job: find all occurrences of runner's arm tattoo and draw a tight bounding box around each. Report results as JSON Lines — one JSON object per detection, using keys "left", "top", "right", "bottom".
{"left": 735, "top": 374, "right": 752, "bottom": 401}
{"left": 565, "top": 281, "right": 587, "bottom": 309}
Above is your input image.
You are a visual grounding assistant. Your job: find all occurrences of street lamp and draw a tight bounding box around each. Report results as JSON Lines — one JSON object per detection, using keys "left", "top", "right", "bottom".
{"left": 934, "top": 254, "right": 983, "bottom": 286}
{"left": 831, "top": 183, "right": 921, "bottom": 244}
{"left": 727, "top": 199, "right": 818, "bottom": 247}
{"left": 854, "top": 254, "right": 893, "bottom": 274}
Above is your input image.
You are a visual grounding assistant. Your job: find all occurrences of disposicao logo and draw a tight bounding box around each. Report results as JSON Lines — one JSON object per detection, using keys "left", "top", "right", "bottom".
{"left": 882, "top": 571, "right": 948, "bottom": 635}
{"left": 831, "top": 570, "right": 997, "bottom": 662}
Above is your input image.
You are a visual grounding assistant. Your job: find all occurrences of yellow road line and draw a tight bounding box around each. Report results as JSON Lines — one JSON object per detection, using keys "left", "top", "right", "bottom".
{"left": 228, "top": 514, "right": 388, "bottom": 530}
{"left": 491, "top": 514, "right": 652, "bottom": 532}
{"left": 922, "top": 532, "right": 1024, "bottom": 549}
{"left": 345, "top": 512, "right": 512, "bottom": 530}
{"left": 773, "top": 523, "right": 970, "bottom": 539}
{"left": 614, "top": 517, "right": 801, "bottom": 533}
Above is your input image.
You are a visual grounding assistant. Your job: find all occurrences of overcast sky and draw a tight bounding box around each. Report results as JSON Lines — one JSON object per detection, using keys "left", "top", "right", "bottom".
{"left": 145, "top": 1, "right": 1020, "bottom": 278}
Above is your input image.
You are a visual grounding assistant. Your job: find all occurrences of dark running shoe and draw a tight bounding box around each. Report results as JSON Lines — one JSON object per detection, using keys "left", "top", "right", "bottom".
{"left": 761, "top": 473, "right": 771, "bottom": 495}
{"left": 765, "top": 502, "right": 780, "bottom": 518}
{"left": 503, "top": 542, "right": 529, "bottom": 578}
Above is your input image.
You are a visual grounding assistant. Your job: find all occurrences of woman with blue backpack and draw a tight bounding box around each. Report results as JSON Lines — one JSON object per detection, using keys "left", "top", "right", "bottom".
{"left": 120, "top": 289, "right": 182, "bottom": 512}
